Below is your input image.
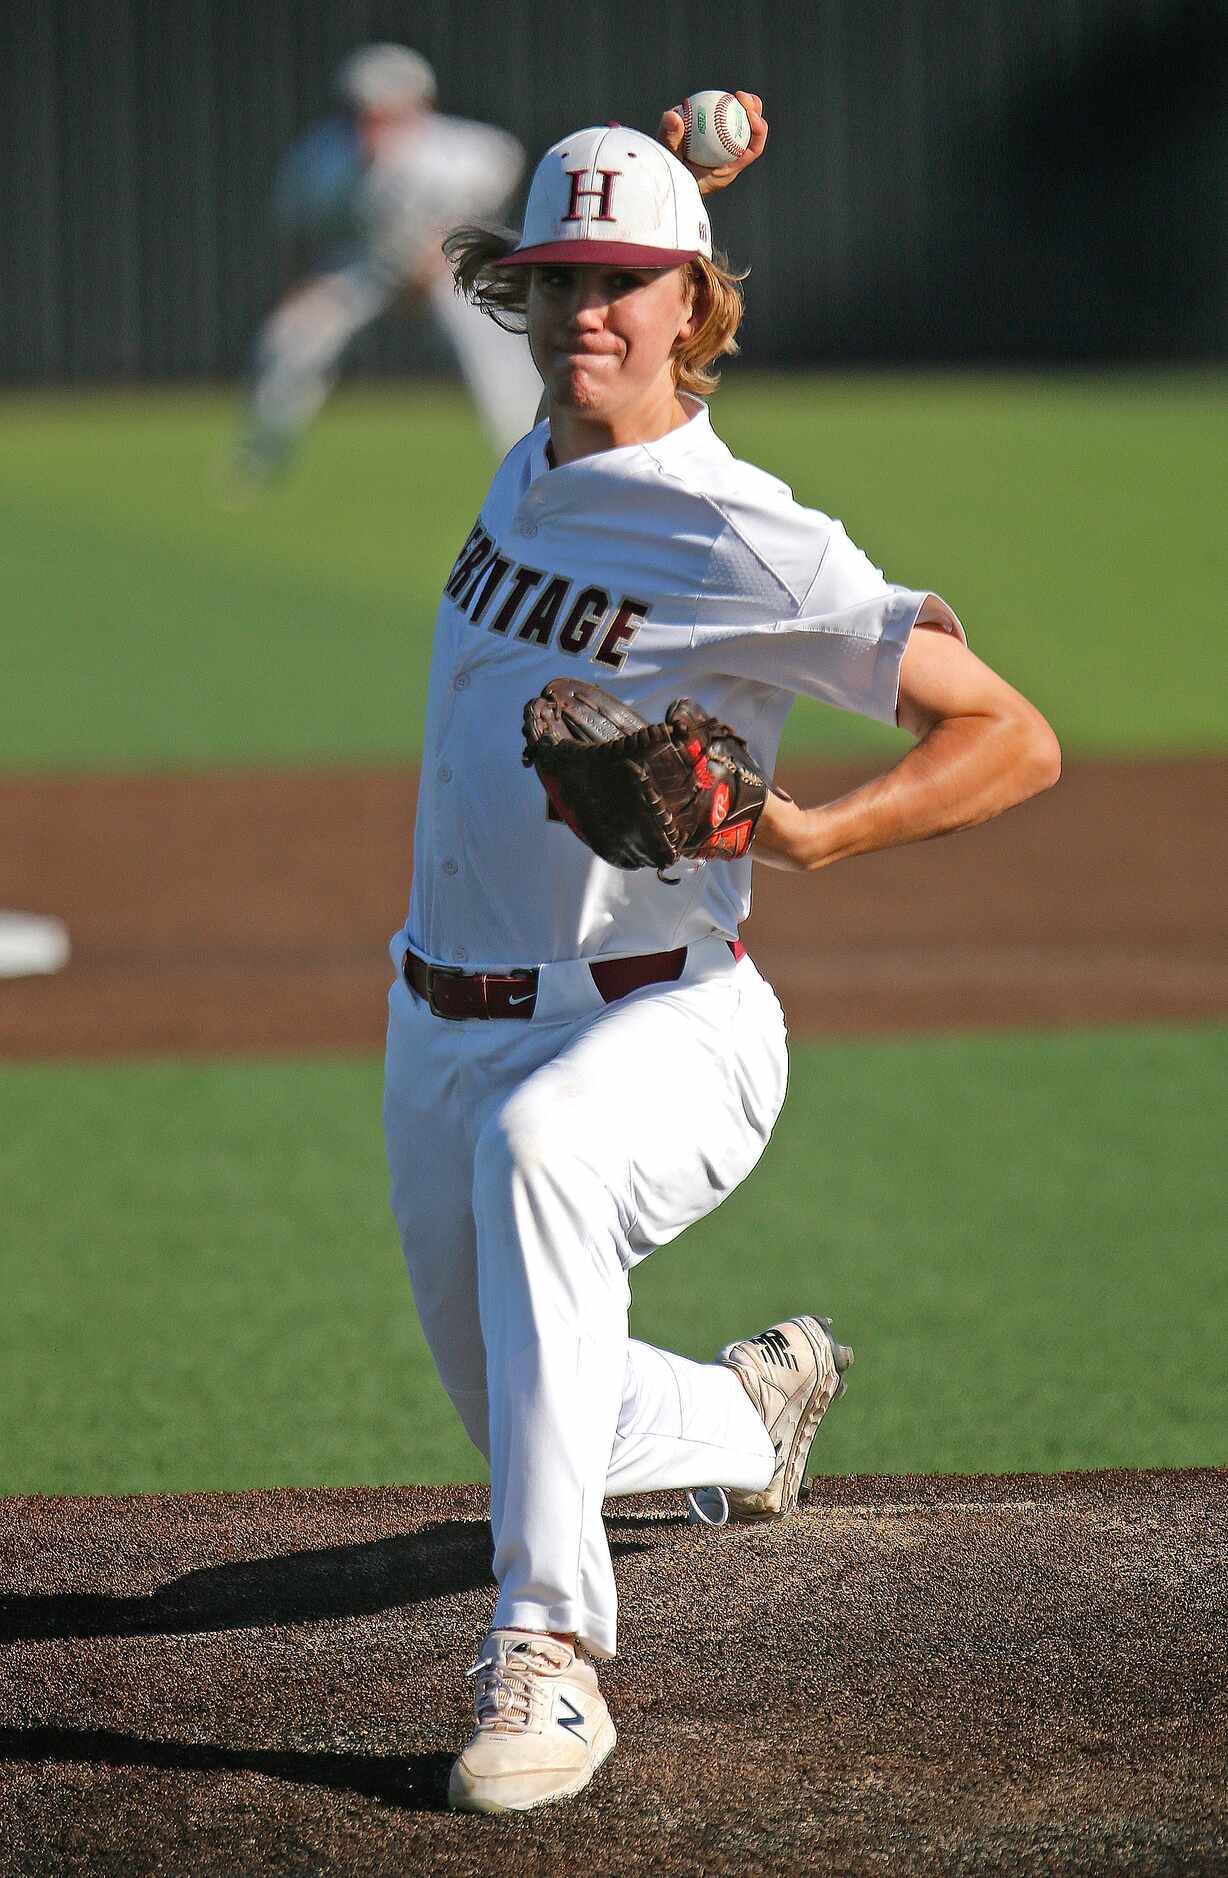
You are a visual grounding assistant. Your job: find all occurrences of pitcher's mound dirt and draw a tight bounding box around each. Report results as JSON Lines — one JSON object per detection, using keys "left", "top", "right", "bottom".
{"left": 1, "top": 758, "right": 1225, "bottom": 1057}
{"left": 1, "top": 1469, "right": 1224, "bottom": 1875}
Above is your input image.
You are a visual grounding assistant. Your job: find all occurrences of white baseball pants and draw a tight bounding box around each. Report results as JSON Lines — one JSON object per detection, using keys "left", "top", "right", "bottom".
{"left": 427, "top": 276, "right": 543, "bottom": 459}
{"left": 382, "top": 937, "right": 786, "bottom": 1657}
{"left": 241, "top": 264, "right": 540, "bottom": 472}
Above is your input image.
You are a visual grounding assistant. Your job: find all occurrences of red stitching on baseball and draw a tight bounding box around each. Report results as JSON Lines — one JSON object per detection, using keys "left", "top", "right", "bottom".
{"left": 714, "top": 94, "right": 744, "bottom": 158}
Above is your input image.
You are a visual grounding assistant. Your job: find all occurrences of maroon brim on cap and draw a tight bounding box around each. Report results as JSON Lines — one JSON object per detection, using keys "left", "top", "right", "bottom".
{"left": 493, "top": 240, "right": 701, "bottom": 268}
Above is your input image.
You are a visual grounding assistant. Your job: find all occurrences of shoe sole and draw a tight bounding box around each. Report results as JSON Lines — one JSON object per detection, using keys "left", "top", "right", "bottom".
{"left": 448, "top": 1720, "right": 617, "bottom": 1814}
{"left": 724, "top": 1315, "right": 853, "bottom": 1522}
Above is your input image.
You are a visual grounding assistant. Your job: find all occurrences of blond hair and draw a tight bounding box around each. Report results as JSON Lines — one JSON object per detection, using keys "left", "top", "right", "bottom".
{"left": 441, "top": 225, "right": 747, "bottom": 396}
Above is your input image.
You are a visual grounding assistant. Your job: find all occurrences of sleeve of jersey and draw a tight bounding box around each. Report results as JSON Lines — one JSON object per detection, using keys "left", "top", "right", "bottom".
{"left": 697, "top": 514, "right": 965, "bottom": 726}
{"left": 470, "top": 126, "right": 526, "bottom": 206}
{"left": 441, "top": 123, "right": 526, "bottom": 216}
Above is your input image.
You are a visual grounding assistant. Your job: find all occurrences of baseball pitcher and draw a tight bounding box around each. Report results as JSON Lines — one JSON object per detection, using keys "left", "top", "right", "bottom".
{"left": 381, "top": 93, "right": 1061, "bottom": 1813}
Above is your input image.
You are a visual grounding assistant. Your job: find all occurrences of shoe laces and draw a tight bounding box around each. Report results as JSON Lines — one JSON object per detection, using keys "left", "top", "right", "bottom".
{"left": 465, "top": 1639, "right": 561, "bottom": 1734}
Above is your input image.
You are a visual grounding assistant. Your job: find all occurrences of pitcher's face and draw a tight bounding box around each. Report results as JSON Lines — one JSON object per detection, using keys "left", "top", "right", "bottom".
{"left": 526, "top": 265, "right": 696, "bottom": 422}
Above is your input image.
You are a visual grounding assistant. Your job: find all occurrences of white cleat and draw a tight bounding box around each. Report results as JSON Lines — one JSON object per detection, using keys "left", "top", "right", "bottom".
{"left": 706, "top": 1314, "right": 853, "bottom": 1522}
{"left": 447, "top": 1630, "right": 617, "bottom": 1814}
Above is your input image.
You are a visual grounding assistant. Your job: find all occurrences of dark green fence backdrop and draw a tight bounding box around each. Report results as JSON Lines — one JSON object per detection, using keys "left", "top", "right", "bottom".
{"left": 2, "top": 0, "right": 1225, "bottom": 382}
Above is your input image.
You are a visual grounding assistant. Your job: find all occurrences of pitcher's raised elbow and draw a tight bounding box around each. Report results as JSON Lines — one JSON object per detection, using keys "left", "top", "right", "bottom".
{"left": 1019, "top": 712, "right": 1062, "bottom": 800}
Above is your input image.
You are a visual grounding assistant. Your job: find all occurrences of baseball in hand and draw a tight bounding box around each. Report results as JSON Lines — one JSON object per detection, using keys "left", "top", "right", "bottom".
{"left": 678, "top": 91, "right": 752, "bottom": 169}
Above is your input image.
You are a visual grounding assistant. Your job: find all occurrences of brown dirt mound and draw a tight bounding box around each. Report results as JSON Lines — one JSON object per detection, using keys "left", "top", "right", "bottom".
{"left": 0, "top": 758, "right": 1225, "bottom": 1058}
{"left": 1, "top": 1470, "right": 1225, "bottom": 1875}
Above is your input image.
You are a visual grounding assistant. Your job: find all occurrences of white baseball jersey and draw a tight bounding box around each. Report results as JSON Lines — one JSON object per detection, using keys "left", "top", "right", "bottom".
{"left": 273, "top": 113, "right": 524, "bottom": 288}
{"left": 399, "top": 395, "right": 964, "bottom": 970}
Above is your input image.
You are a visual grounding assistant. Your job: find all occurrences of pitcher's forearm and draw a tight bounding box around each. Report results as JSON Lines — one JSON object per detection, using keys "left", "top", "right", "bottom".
{"left": 755, "top": 708, "right": 1060, "bottom": 874}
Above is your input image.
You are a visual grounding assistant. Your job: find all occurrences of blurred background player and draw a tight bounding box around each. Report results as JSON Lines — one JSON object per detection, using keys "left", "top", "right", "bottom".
{"left": 233, "top": 42, "right": 541, "bottom": 483}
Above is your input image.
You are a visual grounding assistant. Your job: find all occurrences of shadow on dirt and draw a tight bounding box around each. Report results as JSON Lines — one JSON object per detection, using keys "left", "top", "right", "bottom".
{"left": 0, "top": 1516, "right": 660, "bottom": 1646}
{"left": 0, "top": 1520, "right": 493, "bottom": 1643}
{"left": 0, "top": 1725, "right": 453, "bottom": 1811}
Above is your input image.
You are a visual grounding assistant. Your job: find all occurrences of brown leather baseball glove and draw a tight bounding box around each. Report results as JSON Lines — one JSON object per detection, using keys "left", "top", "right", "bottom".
{"left": 522, "top": 677, "right": 772, "bottom": 871}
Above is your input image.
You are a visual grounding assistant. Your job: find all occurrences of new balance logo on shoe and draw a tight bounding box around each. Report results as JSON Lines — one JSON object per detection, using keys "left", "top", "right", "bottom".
{"left": 450, "top": 1633, "right": 615, "bottom": 1812}
{"left": 752, "top": 1327, "right": 798, "bottom": 1370}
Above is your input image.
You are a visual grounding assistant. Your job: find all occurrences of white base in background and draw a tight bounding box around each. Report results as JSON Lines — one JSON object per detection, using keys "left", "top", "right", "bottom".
{"left": 0, "top": 911, "right": 71, "bottom": 979}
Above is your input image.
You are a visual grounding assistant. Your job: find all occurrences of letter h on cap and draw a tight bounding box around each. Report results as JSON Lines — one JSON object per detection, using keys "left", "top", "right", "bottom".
{"left": 563, "top": 169, "right": 620, "bottom": 222}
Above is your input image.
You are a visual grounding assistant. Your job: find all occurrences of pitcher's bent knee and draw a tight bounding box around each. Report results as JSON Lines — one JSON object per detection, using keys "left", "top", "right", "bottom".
{"left": 472, "top": 1091, "right": 631, "bottom": 1284}
{"left": 474, "top": 1086, "right": 605, "bottom": 1208}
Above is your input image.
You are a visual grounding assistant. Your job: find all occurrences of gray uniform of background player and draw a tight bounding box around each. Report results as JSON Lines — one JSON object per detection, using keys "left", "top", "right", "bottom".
{"left": 237, "top": 44, "right": 542, "bottom": 477}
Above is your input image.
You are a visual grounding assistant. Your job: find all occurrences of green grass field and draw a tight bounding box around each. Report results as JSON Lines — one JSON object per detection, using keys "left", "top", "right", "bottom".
{"left": 1, "top": 374, "right": 1224, "bottom": 1496}
{"left": 2, "top": 373, "right": 1226, "bottom": 772}
{"left": 2, "top": 1027, "right": 1223, "bottom": 1495}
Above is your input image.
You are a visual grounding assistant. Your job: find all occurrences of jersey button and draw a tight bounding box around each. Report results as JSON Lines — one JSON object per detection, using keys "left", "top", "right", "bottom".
{"left": 443, "top": 858, "right": 459, "bottom": 876}
{"left": 454, "top": 945, "right": 469, "bottom": 962}
{"left": 453, "top": 674, "right": 470, "bottom": 691}
{"left": 520, "top": 522, "right": 538, "bottom": 538}
{"left": 437, "top": 764, "right": 452, "bottom": 783}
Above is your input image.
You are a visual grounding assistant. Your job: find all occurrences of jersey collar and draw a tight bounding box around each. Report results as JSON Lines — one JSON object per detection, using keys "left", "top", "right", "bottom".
{"left": 524, "top": 393, "right": 712, "bottom": 491}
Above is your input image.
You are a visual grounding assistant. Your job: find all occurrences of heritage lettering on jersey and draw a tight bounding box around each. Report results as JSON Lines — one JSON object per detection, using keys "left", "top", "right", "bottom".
{"left": 443, "top": 518, "right": 650, "bottom": 671}
{"left": 563, "top": 169, "right": 620, "bottom": 222}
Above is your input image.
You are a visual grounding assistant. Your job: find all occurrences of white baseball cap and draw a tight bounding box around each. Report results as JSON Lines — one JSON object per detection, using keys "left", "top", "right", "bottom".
{"left": 335, "top": 43, "right": 436, "bottom": 113}
{"left": 495, "top": 125, "right": 711, "bottom": 269}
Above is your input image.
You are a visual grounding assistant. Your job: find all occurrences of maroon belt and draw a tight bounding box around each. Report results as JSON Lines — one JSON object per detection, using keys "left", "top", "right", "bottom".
{"left": 403, "top": 941, "right": 743, "bottom": 1022}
